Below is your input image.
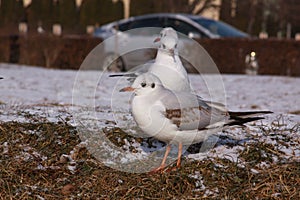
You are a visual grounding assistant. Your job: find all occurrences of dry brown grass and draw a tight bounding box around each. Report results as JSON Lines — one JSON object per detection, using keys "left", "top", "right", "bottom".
{"left": 0, "top": 120, "right": 299, "bottom": 199}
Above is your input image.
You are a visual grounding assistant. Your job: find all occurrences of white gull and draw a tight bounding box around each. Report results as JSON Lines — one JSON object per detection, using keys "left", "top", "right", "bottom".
{"left": 120, "top": 72, "right": 272, "bottom": 173}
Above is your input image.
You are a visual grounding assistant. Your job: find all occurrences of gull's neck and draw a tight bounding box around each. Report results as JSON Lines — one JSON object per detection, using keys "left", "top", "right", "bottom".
{"left": 153, "top": 47, "right": 188, "bottom": 81}
{"left": 155, "top": 48, "right": 177, "bottom": 63}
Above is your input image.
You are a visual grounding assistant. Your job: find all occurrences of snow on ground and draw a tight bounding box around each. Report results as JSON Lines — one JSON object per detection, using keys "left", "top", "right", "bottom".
{"left": 0, "top": 63, "right": 299, "bottom": 172}
{"left": 1, "top": 63, "right": 299, "bottom": 114}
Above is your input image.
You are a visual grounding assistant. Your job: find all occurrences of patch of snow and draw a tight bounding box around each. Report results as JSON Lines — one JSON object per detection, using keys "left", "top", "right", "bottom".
{"left": 35, "top": 195, "right": 45, "bottom": 200}
{"left": 188, "top": 144, "right": 245, "bottom": 163}
{"left": 189, "top": 171, "right": 206, "bottom": 191}
{"left": 257, "top": 161, "right": 270, "bottom": 169}
{"left": 2, "top": 142, "right": 9, "bottom": 154}
{"left": 118, "top": 179, "right": 123, "bottom": 184}
{"left": 67, "top": 162, "right": 77, "bottom": 173}
{"left": 250, "top": 168, "right": 260, "bottom": 174}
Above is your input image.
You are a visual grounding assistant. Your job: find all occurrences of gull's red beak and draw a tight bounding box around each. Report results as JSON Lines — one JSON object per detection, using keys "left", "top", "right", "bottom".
{"left": 153, "top": 37, "right": 160, "bottom": 43}
{"left": 119, "top": 86, "right": 135, "bottom": 92}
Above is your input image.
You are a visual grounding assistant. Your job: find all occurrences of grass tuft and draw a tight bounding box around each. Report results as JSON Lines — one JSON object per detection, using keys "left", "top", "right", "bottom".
{"left": 0, "top": 116, "right": 299, "bottom": 199}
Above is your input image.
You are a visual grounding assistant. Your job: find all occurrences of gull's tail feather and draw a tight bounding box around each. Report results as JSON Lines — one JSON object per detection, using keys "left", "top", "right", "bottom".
{"left": 109, "top": 73, "right": 138, "bottom": 83}
{"left": 109, "top": 73, "right": 137, "bottom": 78}
{"left": 109, "top": 74, "right": 125, "bottom": 77}
{"left": 225, "top": 116, "right": 265, "bottom": 126}
{"left": 225, "top": 110, "right": 272, "bottom": 127}
{"left": 228, "top": 111, "right": 273, "bottom": 119}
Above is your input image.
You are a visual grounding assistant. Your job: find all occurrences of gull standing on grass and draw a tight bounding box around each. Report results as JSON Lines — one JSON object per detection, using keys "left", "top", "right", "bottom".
{"left": 110, "top": 27, "right": 192, "bottom": 92}
{"left": 120, "top": 72, "right": 272, "bottom": 173}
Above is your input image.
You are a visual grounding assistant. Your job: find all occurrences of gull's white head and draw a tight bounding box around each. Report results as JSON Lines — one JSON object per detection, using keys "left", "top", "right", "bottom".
{"left": 154, "top": 27, "right": 178, "bottom": 53}
{"left": 120, "top": 73, "right": 163, "bottom": 95}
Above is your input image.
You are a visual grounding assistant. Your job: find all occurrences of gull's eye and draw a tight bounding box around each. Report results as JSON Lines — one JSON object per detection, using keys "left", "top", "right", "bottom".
{"left": 175, "top": 44, "right": 177, "bottom": 48}
{"left": 160, "top": 33, "right": 163, "bottom": 37}
{"left": 141, "top": 82, "right": 146, "bottom": 87}
{"left": 151, "top": 83, "right": 155, "bottom": 88}
{"left": 162, "top": 44, "right": 166, "bottom": 49}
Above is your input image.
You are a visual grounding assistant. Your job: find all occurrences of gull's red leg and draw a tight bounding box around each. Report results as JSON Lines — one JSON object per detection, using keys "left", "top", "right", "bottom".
{"left": 176, "top": 142, "right": 183, "bottom": 168}
{"left": 165, "top": 142, "right": 183, "bottom": 172}
{"left": 149, "top": 144, "right": 171, "bottom": 173}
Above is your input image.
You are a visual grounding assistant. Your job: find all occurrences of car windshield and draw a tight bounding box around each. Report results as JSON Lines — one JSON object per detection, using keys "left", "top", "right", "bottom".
{"left": 192, "top": 18, "right": 248, "bottom": 37}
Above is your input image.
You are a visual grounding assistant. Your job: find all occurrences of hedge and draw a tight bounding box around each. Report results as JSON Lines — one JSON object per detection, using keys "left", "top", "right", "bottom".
{"left": 198, "top": 38, "right": 300, "bottom": 76}
{"left": 0, "top": 35, "right": 299, "bottom": 76}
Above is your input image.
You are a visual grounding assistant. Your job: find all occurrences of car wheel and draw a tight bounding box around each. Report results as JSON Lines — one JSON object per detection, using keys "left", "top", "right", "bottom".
{"left": 102, "top": 53, "right": 125, "bottom": 72}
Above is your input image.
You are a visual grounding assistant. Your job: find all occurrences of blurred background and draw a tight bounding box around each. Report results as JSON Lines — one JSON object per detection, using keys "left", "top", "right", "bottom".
{"left": 0, "top": 0, "right": 299, "bottom": 75}
{"left": 0, "top": 0, "right": 299, "bottom": 38}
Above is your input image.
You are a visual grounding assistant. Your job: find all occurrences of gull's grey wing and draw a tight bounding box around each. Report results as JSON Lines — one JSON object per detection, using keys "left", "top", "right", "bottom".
{"left": 159, "top": 91, "right": 228, "bottom": 131}
{"left": 165, "top": 106, "right": 227, "bottom": 131}
{"left": 160, "top": 90, "right": 271, "bottom": 131}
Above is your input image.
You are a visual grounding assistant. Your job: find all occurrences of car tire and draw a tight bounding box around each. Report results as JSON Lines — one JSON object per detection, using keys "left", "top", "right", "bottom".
{"left": 102, "top": 53, "right": 125, "bottom": 72}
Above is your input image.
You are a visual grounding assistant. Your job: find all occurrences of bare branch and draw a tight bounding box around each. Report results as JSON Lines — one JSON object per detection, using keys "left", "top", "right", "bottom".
{"left": 192, "top": 0, "right": 220, "bottom": 15}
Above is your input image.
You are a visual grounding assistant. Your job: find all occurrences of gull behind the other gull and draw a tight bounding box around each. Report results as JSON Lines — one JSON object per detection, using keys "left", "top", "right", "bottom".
{"left": 149, "top": 27, "right": 191, "bottom": 92}
{"left": 110, "top": 27, "right": 192, "bottom": 92}
{"left": 121, "top": 72, "right": 272, "bottom": 173}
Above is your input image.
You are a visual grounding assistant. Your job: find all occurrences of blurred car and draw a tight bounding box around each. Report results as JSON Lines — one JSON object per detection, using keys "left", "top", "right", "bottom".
{"left": 94, "top": 13, "right": 249, "bottom": 72}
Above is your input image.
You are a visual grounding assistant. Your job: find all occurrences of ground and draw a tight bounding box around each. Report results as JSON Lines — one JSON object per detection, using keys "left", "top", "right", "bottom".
{"left": 0, "top": 63, "right": 299, "bottom": 199}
